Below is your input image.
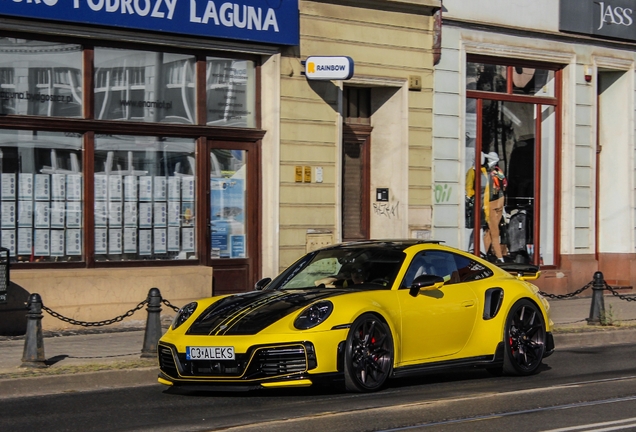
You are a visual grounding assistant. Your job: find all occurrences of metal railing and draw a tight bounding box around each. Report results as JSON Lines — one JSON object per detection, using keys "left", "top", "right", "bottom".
{"left": 20, "top": 288, "right": 182, "bottom": 368}
{"left": 538, "top": 271, "right": 635, "bottom": 326}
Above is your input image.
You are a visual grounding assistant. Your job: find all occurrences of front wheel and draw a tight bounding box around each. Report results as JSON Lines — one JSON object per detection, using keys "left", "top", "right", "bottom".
{"left": 503, "top": 299, "right": 547, "bottom": 376}
{"left": 344, "top": 313, "right": 394, "bottom": 392}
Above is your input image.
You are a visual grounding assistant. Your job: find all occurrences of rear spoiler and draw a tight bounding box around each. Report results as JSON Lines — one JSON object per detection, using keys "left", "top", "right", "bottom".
{"left": 496, "top": 263, "right": 541, "bottom": 281}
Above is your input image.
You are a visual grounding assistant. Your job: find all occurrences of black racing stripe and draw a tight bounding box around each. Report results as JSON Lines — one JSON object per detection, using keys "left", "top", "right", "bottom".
{"left": 186, "top": 291, "right": 287, "bottom": 335}
{"left": 222, "top": 290, "right": 348, "bottom": 335}
{"left": 211, "top": 291, "right": 290, "bottom": 335}
{"left": 186, "top": 289, "right": 354, "bottom": 336}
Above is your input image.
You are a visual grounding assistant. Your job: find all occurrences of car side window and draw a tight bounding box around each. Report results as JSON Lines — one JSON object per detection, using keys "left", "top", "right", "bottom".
{"left": 402, "top": 251, "right": 461, "bottom": 286}
{"left": 453, "top": 254, "right": 494, "bottom": 282}
{"left": 424, "top": 251, "right": 460, "bottom": 284}
{"left": 402, "top": 253, "right": 430, "bottom": 288}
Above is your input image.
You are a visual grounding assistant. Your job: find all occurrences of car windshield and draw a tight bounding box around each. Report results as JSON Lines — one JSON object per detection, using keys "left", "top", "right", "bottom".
{"left": 270, "top": 247, "right": 407, "bottom": 290}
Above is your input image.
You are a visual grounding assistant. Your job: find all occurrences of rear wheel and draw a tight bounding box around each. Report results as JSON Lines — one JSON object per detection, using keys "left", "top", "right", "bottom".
{"left": 503, "top": 299, "right": 546, "bottom": 376}
{"left": 344, "top": 313, "right": 394, "bottom": 392}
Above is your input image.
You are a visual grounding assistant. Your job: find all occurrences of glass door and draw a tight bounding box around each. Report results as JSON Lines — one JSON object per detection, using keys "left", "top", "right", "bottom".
{"left": 207, "top": 142, "right": 259, "bottom": 295}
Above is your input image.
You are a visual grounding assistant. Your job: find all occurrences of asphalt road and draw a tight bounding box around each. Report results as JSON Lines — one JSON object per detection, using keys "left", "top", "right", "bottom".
{"left": 2, "top": 344, "right": 636, "bottom": 432}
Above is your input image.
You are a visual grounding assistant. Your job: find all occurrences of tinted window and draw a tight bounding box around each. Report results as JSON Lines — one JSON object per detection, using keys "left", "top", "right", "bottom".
{"left": 402, "top": 250, "right": 493, "bottom": 287}
{"left": 453, "top": 253, "right": 493, "bottom": 282}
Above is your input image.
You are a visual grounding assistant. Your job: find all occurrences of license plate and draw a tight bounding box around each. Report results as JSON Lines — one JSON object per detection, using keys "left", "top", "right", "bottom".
{"left": 186, "top": 346, "right": 235, "bottom": 360}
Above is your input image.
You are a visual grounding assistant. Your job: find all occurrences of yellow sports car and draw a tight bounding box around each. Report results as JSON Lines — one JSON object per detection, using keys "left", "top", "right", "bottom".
{"left": 158, "top": 240, "right": 554, "bottom": 392}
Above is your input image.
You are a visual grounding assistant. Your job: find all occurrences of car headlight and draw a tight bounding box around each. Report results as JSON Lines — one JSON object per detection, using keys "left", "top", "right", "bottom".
{"left": 172, "top": 302, "right": 198, "bottom": 330}
{"left": 294, "top": 301, "right": 333, "bottom": 330}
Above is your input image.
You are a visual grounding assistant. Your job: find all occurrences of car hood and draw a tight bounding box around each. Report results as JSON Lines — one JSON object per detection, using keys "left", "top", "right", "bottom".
{"left": 186, "top": 288, "right": 357, "bottom": 336}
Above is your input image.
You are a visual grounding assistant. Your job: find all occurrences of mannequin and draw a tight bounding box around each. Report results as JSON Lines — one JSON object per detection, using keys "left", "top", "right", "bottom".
{"left": 465, "top": 152, "right": 507, "bottom": 261}
{"left": 483, "top": 152, "right": 507, "bottom": 262}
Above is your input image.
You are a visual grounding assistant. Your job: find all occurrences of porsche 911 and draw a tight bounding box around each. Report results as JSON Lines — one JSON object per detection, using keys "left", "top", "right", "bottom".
{"left": 158, "top": 240, "right": 554, "bottom": 392}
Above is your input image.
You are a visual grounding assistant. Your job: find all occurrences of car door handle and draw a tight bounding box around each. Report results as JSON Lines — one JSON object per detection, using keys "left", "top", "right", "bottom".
{"left": 462, "top": 300, "right": 475, "bottom": 308}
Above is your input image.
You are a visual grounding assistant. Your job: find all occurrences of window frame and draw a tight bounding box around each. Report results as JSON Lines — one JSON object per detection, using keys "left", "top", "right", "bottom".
{"left": 0, "top": 31, "right": 264, "bottom": 270}
{"left": 466, "top": 55, "right": 562, "bottom": 268}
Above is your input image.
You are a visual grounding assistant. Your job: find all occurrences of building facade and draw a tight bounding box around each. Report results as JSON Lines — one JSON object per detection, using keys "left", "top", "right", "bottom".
{"left": 0, "top": 0, "right": 441, "bottom": 332}
{"left": 433, "top": 0, "right": 636, "bottom": 293}
{"left": 274, "top": 0, "right": 440, "bottom": 274}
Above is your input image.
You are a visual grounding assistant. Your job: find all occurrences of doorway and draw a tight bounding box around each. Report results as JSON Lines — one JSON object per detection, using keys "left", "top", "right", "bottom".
{"left": 208, "top": 140, "right": 260, "bottom": 295}
{"left": 342, "top": 87, "right": 372, "bottom": 241}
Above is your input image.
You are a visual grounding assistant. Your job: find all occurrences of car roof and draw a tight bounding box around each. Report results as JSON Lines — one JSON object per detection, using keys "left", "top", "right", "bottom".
{"left": 318, "top": 239, "right": 443, "bottom": 252}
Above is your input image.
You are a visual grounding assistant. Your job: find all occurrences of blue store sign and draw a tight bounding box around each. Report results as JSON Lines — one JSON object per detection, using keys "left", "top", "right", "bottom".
{"left": 0, "top": 0, "right": 299, "bottom": 46}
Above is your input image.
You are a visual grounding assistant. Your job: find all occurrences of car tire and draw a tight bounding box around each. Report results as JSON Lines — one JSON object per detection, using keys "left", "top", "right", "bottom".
{"left": 344, "top": 313, "right": 394, "bottom": 392}
{"left": 502, "top": 299, "right": 547, "bottom": 376}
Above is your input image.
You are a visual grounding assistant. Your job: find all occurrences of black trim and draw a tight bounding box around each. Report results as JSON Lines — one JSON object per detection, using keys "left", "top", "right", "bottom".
{"left": 483, "top": 288, "right": 504, "bottom": 320}
{"left": 391, "top": 353, "right": 504, "bottom": 379}
{"left": 158, "top": 370, "right": 344, "bottom": 390}
{"left": 496, "top": 263, "right": 540, "bottom": 278}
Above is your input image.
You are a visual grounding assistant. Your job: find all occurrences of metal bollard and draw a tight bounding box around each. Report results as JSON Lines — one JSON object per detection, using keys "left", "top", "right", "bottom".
{"left": 587, "top": 271, "right": 606, "bottom": 325}
{"left": 141, "top": 288, "right": 162, "bottom": 358}
{"left": 21, "top": 293, "right": 47, "bottom": 368}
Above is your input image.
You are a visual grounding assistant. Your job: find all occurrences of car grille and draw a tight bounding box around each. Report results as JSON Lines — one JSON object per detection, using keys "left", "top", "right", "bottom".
{"left": 158, "top": 345, "right": 179, "bottom": 376}
{"left": 245, "top": 346, "right": 307, "bottom": 378}
{"left": 159, "top": 343, "right": 312, "bottom": 380}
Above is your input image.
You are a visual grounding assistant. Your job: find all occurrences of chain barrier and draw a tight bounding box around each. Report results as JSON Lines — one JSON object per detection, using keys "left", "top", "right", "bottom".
{"left": 537, "top": 279, "right": 636, "bottom": 303}
{"left": 538, "top": 281, "right": 593, "bottom": 300}
{"left": 162, "top": 298, "right": 181, "bottom": 313}
{"left": 42, "top": 299, "right": 148, "bottom": 327}
{"left": 605, "top": 282, "right": 636, "bottom": 302}
{"left": 41, "top": 294, "right": 184, "bottom": 327}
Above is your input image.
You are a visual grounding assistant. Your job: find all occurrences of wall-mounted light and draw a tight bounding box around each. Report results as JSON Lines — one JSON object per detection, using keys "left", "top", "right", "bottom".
{"left": 584, "top": 65, "right": 593, "bottom": 83}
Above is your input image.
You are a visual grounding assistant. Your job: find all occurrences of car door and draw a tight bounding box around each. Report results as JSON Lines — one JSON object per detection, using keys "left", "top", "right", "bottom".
{"left": 397, "top": 250, "right": 479, "bottom": 364}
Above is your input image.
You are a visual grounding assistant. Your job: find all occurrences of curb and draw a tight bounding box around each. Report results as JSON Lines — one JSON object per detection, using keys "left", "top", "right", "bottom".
{"left": 0, "top": 367, "right": 158, "bottom": 400}
{"left": 554, "top": 326, "right": 636, "bottom": 349}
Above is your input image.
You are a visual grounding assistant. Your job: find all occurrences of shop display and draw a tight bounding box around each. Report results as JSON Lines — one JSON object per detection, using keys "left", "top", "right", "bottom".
{"left": 93, "top": 171, "right": 196, "bottom": 260}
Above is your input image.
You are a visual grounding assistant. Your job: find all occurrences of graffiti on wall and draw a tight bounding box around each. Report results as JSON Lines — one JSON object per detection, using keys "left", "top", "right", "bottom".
{"left": 434, "top": 184, "right": 452, "bottom": 204}
{"left": 373, "top": 201, "right": 399, "bottom": 219}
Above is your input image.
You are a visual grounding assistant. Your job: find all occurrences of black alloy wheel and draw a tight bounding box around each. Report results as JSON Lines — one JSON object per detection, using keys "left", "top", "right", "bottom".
{"left": 503, "top": 299, "right": 547, "bottom": 376}
{"left": 344, "top": 313, "right": 394, "bottom": 392}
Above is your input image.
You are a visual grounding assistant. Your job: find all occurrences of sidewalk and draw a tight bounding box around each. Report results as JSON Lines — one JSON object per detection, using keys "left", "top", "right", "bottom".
{"left": 1, "top": 295, "right": 636, "bottom": 399}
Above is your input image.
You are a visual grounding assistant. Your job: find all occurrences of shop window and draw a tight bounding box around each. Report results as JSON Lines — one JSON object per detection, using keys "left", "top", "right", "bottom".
{"left": 467, "top": 62, "right": 555, "bottom": 97}
{"left": 0, "top": 130, "right": 84, "bottom": 262}
{"left": 0, "top": 38, "right": 83, "bottom": 117}
{"left": 512, "top": 67, "right": 555, "bottom": 97}
{"left": 464, "top": 59, "right": 560, "bottom": 266}
{"left": 467, "top": 63, "right": 507, "bottom": 93}
{"left": 1, "top": 68, "right": 16, "bottom": 115}
{"left": 210, "top": 149, "right": 247, "bottom": 258}
{"left": 94, "top": 48, "right": 196, "bottom": 124}
{"left": 206, "top": 58, "right": 256, "bottom": 128}
{"left": 94, "top": 135, "right": 196, "bottom": 261}
{"left": 0, "top": 36, "right": 262, "bottom": 277}
{"left": 29, "top": 67, "right": 83, "bottom": 117}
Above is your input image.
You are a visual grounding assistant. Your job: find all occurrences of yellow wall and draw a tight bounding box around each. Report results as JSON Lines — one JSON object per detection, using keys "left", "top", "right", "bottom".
{"left": 10, "top": 266, "right": 212, "bottom": 331}
{"left": 278, "top": 0, "right": 437, "bottom": 270}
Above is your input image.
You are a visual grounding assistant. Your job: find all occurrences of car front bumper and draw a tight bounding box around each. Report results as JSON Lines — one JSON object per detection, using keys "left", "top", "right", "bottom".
{"left": 157, "top": 328, "right": 349, "bottom": 388}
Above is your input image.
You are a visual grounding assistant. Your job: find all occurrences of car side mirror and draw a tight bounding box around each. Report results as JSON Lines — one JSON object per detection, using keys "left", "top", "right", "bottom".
{"left": 409, "top": 274, "right": 445, "bottom": 297}
{"left": 254, "top": 277, "right": 272, "bottom": 291}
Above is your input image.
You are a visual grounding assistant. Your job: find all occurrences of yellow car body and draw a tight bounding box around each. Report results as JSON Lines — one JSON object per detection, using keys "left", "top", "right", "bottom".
{"left": 158, "top": 240, "right": 554, "bottom": 392}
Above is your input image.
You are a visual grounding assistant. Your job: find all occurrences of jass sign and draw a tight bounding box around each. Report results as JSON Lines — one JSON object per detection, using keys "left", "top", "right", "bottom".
{"left": 560, "top": 0, "right": 636, "bottom": 42}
